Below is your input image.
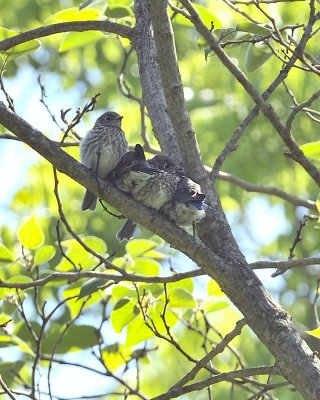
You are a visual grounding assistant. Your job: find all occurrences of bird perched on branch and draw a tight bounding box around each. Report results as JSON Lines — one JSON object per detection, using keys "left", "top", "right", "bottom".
{"left": 149, "top": 155, "right": 209, "bottom": 227}
{"left": 80, "top": 111, "right": 128, "bottom": 211}
{"left": 113, "top": 145, "right": 181, "bottom": 240}
{"left": 113, "top": 146, "right": 211, "bottom": 240}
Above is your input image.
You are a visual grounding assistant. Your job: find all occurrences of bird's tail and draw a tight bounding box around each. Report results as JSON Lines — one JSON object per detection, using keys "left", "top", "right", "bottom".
{"left": 81, "top": 190, "right": 97, "bottom": 211}
{"left": 116, "top": 220, "right": 137, "bottom": 241}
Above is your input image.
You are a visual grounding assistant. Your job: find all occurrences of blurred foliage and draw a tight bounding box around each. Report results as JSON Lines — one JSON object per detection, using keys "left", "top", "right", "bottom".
{"left": 0, "top": 0, "right": 319, "bottom": 399}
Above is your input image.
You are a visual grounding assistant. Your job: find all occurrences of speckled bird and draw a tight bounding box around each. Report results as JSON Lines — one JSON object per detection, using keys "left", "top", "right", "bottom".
{"left": 80, "top": 111, "right": 128, "bottom": 211}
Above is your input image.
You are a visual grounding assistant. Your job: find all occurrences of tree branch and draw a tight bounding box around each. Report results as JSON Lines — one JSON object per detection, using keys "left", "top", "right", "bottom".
{"left": 133, "top": 0, "right": 182, "bottom": 161}
{"left": 152, "top": 366, "right": 277, "bottom": 400}
{"left": 146, "top": 0, "right": 205, "bottom": 180}
{"left": 1, "top": 102, "right": 320, "bottom": 399}
{"left": 218, "top": 171, "right": 316, "bottom": 210}
{"left": 0, "top": 21, "right": 133, "bottom": 52}
{"left": 0, "top": 269, "right": 204, "bottom": 289}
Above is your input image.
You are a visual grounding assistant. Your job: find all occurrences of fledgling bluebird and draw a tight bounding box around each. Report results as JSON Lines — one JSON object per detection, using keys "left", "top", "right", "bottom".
{"left": 114, "top": 148, "right": 210, "bottom": 240}
{"left": 113, "top": 145, "right": 181, "bottom": 241}
{"left": 148, "top": 155, "right": 209, "bottom": 227}
{"left": 80, "top": 111, "right": 128, "bottom": 211}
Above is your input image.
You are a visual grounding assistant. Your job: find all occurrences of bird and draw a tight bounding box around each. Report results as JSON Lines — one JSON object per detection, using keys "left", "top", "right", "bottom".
{"left": 148, "top": 155, "right": 210, "bottom": 228}
{"left": 113, "top": 147, "right": 211, "bottom": 240}
{"left": 80, "top": 111, "right": 128, "bottom": 211}
{"left": 113, "top": 145, "right": 181, "bottom": 241}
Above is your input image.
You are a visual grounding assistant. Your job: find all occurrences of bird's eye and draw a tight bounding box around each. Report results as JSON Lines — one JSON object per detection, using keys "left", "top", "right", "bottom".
{"left": 163, "top": 163, "right": 170, "bottom": 169}
{"left": 104, "top": 116, "right": 110, "bottom": 121}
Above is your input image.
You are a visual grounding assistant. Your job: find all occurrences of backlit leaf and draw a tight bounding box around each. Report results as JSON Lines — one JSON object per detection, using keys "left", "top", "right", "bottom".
{"left": 300, "top": 141, "right": 320, "bottom": 161}
{"left": 105, "top": 5, "right": 133, "bottom": 18}
{"left": 173, "top": 4, "right": 222, "bottom": 29}
{"left": 47, "top": 7, "right": 100, "bottom": 23}
{"left": 17, "top": 215, "right": 44, "bottom": 250}
{"left": 111, "top": 298, "right": 140, "bottom": 333}
{"left": 59, "top": 31, "right": 105, "bottom": 52}
{"left": 0, "top": 27, "right": 40, "bottom": 59}
{"left": 34, "top": 245, "right": 56, "bottom": 266}
{"left": 306, "top": 327, "right": 320, "bottom": 339}
{"left": 126, "top": 239, "right": 159, "bottom": 258}
{"left": 102, "top": 343, "right": 132, "bottom": 372}
{"left": 207, "top": 279, "right": 225, "bottom": 296}
{"left": 202, "top": 298, "right": 229, "bottom": 313}
{"left": 0, "top": 244, "right": 14, "bottom": 263}
{"left": 159, "top": 288, "right": 196, "bottom": 309}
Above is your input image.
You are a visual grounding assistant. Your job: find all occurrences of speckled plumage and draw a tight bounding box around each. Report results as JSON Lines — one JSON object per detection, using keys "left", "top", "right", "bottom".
{"left": 80, "top": 111, "right": 128, "bottom": 211}
{"left": 161, "top": 175, "right": 207, "bottom": 226}
{"left": 114, "top": 149, "right": 211, "bottom": 241}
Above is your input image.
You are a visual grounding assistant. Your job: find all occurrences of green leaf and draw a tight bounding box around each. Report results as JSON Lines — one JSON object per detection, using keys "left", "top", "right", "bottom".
{"left": 236, "top": 22, "right": 270, "bottom": 36}
{"left": 299, "top": 141, "right": 320, "bottom": 161}
{"left": 102, "top": 343, "right": 132, "bottom": 372}
{"left": 59, "top": 31, "right": 105, "bottom": 52}
{"left": 0, "top": 27, "right": 41, "bottom": 59}
{"left": 41, "top": 323, "right": 99, "bottom": 354}
{"left": 56, "top": 236, "right": 107, "bottom": 271}
{"left": 0, "top": 244, "right": 14, "bottom": 263}
{"left": 0, "top": 361, "right": 24, "bottom": 386}
{"left": 126, "top": 314, "right": 154, "bottom": 346}
{"left": 7, "top": 275, "right": 33, "bottom": 284}
{"left": 143, "top": 249, "right": 167, "bottom": 259}
{"left": 126, "top": 239, "right": 159, "bottom": 258}
{"left": 47, "top": 7, "right": 100, "bottom": 23}
{"left": 167, "top": 277, "right": 194, "bottom": 293}
{"left": 111, "top": 284, "right": 136, "bottom": 302}
{"left": 306, "top": 327, "right": 320, "bottom": 339}
{"left": 0, "top": 334, "right": 15, "bottom": 348}
{"left": 316, "top": 193, "right": 320, "bottom": 221}
{"left": 11, "top": 334, "right": 35, "bottom": 356}
{"left": 159, "top": 288, "right": 196, "bottom": 309}
{"left": 78, "top": 278, "right": 107, "bottom": 299}
{"left": 173, "top": 4, "right": 222, "bottom": 29}
{"left": 105, "top": 5, "right": 133, "bottom": 18}
{"left": 202, "top": 298, "right": 229, "bottom": 313}
{"left": 17, "top": 215, "right": 44, "bottom": 250}
{"left": 207, "top": 279, "right": 225, "bottom": 296}
{"left": 34, "top": 245, "right": 56, "bottom": 266}
{"left": 63, "top": 285, "right": 103, "bottom": 318}
{"left": 61, "top": 236, "right": 107, "bottom": 253}
{"left": 137, "top": 283, "right": 164, "bottom": 298}
{"left": 128, "top": 257, "right": 161, "bottom": 276}
{"left": 111, "top": 298, "right": 140, "bottom": 333}
{"left": 245, "top": 42, "right": 273, "bottom": 73}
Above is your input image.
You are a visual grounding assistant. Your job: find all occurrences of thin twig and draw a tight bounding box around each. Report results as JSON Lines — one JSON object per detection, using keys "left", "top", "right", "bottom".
{"left": 60, "top": 93, "right": 100, "bottom": 145}
{"left": 52, "top": 167, "right": 122, "bottom": 272}
{"left": 0, "top": 373, "right": 16, "bottom": 400}
{"left": 170, "top": 319, "right": 246, "bottom": 390}
{"left": 311, "top": 278, "right": 320, "bottom": 327}
{"left": 0, "top": 57, "right": 14, "bottom": 112}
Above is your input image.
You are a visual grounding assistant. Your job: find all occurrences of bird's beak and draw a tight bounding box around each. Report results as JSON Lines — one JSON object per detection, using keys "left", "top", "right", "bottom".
{"left": 118, "top": 115, "right": 123, "bottom": 120}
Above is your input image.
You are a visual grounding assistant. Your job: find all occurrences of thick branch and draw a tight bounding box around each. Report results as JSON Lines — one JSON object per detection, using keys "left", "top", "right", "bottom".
{"left": 1, "top": 102, "right": 320, "bottom": 400}
{"left": 133, "top": 0, "right": 182, "bottom": 161}
{"left": 147, "top": 0, "right": 205, "bottom": 180}
{"left": 0, "top": 21, "right": 133, "bottom": 52}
